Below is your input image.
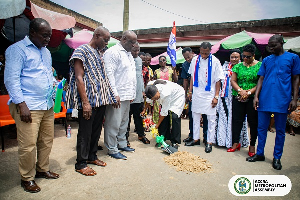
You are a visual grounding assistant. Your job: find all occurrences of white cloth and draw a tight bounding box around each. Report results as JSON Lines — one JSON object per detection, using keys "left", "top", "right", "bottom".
{"left": 146, "top": 80, "right": 185, "bottom": 117}
{"left": 103, "top": 42, "right": 136, "bottom": 101}
{"left": 188, "top": 55, "right": 224, "bottom": 115}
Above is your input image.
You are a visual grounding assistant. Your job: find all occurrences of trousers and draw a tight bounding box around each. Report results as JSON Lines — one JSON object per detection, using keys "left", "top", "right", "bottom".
{"left": 192, "top": 112, "right": 215, "bottom": 143}
{"left": 257, "top": 111, "right": 287, "bottom": 159}
{"left": 104, "top": 100, "right": 130, "bottom": 154}
{"left": 75, "top": 106, "right": 106, "bottom": 170}
{"left": 9, "top": 103, "right": 54, "bottom": 181}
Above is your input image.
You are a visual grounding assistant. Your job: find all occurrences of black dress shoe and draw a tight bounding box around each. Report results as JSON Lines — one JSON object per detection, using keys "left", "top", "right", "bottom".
{"left": 246, "top": 154, "right": 265, "bottom": 162}
{"left": 35, "top": 171, "right": 59, "bottom": 179}
{"left": 21, "top": 180, "right": 41, "bottom": 193}
{"left": 183, "top": 136, "right": 193, "bottom": 143}
{"left": 185, "top": 140, "right": 200, "bottom": 146}
{"left": 272, "top": 159, "right": 282, "bottom": 170}
{"left": 205, "top": 144, "right": 212, "bottom": 153}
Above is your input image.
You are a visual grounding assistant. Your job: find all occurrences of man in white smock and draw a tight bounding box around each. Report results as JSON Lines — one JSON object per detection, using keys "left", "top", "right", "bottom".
{"left": 144, "top": 80, "right": 185, "bottom": 146}
{"left": 188, "top": 42, "right": 224, "bottom": 153}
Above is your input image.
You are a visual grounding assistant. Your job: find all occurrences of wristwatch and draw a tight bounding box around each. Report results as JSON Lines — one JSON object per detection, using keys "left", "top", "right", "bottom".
{"left": 247, "top": 91, "right": 251, "bottom": 95}
{"left": 238, "top": 88, "right": 242, "bottom": 92}
{"left": 214, "top": 96, "right": 219, "bottom": 100}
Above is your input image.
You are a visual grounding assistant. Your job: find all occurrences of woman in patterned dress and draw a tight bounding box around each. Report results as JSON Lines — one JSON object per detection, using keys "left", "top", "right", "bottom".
{"left": 216, "top": 49, "right": 250, "bottom": 148}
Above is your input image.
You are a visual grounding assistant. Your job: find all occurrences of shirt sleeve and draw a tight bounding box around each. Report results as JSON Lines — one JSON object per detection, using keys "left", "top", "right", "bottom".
{"left": 292, "top": 54, "right": 300, "bottom": 75}
{"left": 214, "top": 58, "right": 225, "bottom": 82}
{"left": 4, "top": 45, "right": 25, "bottom": 104}
{"left": 103, "top": 50, "right": 119, "bottom": 97}
{"left": 258, "top": 58, "right": 266, "bottom": 77}
{"left": 188, "top": 58, "right": 196, "bottom": 78}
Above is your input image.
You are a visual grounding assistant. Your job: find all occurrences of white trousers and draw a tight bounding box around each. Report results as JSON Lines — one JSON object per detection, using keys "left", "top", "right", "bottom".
{"left": 192, "top": 112, "right": 216, "bottom": 143}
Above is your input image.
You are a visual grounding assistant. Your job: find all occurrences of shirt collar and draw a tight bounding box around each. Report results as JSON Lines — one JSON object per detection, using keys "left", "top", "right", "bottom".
{"left": 116, "top": 42, "right": 128, "bottom": 52}
{"left": 23, "top": 36, "right": 44, "bottom": 50}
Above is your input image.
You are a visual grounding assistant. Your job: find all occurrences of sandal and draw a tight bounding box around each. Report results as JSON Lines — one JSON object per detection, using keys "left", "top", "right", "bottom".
{"left": 127, "top": 140, "right": 131, "bottom": 147}
{"left": 290, "top": 132, "right": 296, "bottom": 136}
{"left": 87, "top": 159, "right": 107, "bottom": 167}
{"left": 75, "top": 166, "right": 97, "bottom": 176}
{"left": 138, "top": 136, "right": 150, "bottom": 144}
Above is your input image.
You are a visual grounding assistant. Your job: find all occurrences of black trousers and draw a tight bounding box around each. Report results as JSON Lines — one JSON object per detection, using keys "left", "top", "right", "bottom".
{"left": 127, "top": 102, "right": 145, "bottom": 138}
{"left": 232, "top": 97, "right": 258, "bottom": 146}
{"left": 158, "top": 111, "right": 181, "bottom": 144}
{"left": 75, "top": 106, "right": 106, "bottom": 170}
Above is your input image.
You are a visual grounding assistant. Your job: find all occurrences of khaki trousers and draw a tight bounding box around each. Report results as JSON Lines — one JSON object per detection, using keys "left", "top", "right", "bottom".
{"left": 9, "top": 103, "right": 54, "bottom": 181}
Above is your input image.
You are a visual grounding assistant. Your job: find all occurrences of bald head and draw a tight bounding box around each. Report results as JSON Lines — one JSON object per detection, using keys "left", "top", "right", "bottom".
{"left": 268, "top": 34, "right": 284, "bottom": 56}
{"left": 90, "top": 26, "right": 110, "bottom": 50}
{"left": 121, "top": 30, "right": 137, "bottom": 52}
{"left": 269, "top": 34, "right": 284, "bottom": 44}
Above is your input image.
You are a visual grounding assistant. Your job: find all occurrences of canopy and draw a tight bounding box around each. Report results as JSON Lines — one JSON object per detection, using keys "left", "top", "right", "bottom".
{"left": 0, "top": 0, "right": 26, "bottom": 19}
{"left": 211, "top": 30, "right": 274, "bottom": 63}
{"left": 31, "top": 2, "right": 76, "bottom": 30}
{"left": 284, "top": 36, "right": 300, "bottom": 53}
{"left": 64, "top": 29, "right": 119, "bottom": 49}
{"left": 211, "top": 30, "right": 274, "bottom": 54}
{"left": 151, "top": 47, "right": 185, "bottom": 65}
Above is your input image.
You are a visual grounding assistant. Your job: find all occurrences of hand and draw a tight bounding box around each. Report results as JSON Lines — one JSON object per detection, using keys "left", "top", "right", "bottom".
{"left": 142, "top": 92, "right": 145, "bottom": 98}
{"left": 188, "top": 93, "right": 192, "bottom": 102}
{"left": 253, "top": 96, "right": 259, "bottom": 110}
{"left": 155, "top": 124, "right": 159, "bottom": 129}
{"left": 211, "top": 98, "right": 218, "bottom": 108}
{"left": 140, "top": 109, "right": 146, "bottom": 117}
{"left": 18, "top": 102, "right": 32, "bottom": 123}
{"left": 288, "top": 99, "right": 297, "bottom": 112}
{"left": 113, "top": 96, "right": 121, "bottom": 108}
{"left": 239, "top": 90, "right": 248, "bottom": 101}
{"left": 82, "top": 102, "right": 92, "bottom": 120}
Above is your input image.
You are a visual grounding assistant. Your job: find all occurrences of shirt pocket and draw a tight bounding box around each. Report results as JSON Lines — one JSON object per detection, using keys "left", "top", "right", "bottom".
{"left": 277, "top": 60, "right": 291, "bottom": 81}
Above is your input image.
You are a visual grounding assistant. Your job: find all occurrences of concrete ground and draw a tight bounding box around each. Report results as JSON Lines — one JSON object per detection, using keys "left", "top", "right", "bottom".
{"left": 0, "top": 118, "right": 299, "bottom": 200}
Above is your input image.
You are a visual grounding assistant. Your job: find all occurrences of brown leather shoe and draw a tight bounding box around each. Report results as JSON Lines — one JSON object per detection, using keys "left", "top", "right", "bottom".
{"left": 21, "top": 180, "right": 41, "bottom": 193}
{"left": 35, "top": 171, "right": 59, "bottom": 179}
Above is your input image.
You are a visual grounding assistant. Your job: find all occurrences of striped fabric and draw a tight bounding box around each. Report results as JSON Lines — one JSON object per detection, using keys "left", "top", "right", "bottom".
{"left": 66, "top": 44, "right": 116, "bottom": 109}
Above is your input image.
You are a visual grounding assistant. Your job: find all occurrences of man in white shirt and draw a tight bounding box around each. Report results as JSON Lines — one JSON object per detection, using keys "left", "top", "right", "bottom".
{"left": 188, "top": 42, "right": 224, "bottom": 153}
{"left": 103, "top": 30, "right": 137, "bottom": 159}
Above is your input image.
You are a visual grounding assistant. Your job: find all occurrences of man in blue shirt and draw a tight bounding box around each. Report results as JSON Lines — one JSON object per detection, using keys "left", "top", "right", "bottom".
{"left": 181, "top": 47, "right": 208, "bottom": 146}
{"left": 4, "top": 18, "right": 59, "bottom": 193}
{"left": 247, "top": 35, "right": 300, "bottom": 170}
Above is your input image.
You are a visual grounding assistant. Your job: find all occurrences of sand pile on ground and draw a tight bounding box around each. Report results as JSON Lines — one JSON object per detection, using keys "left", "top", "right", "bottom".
{"left": 163, "top": 151, "right": 212, "bottom": 173}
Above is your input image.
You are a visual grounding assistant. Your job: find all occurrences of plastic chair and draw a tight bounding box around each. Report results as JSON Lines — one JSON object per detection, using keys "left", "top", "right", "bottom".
{"left": 0, "top": 95, "right": 15, "bottom": 152}
{"left": 54, "top": 101, "right": 67, "bottom": 136}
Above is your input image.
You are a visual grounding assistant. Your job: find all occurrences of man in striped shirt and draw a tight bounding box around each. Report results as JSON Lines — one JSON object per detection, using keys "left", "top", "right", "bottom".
{"left": 66, "top": 26, "right": 116, "bottom": 176}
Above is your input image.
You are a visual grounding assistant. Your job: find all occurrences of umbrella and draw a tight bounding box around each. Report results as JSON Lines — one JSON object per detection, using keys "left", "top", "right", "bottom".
{"left": 0, "top": 0, "right": 26, "bottom": 19}
{"left": 284, "top": 36, "right": 300, "bottom": 53}
{"left": 64, "top": 29, "right": 119, "bottom": 49}
{"left": 211, "top": 30, "right": 274, "bottom": 63}
{"left": 30, "top": 2, "right": 76, "bottom": 30}
{"left": 151, "top": 47, "right": 184, "bottom": 65}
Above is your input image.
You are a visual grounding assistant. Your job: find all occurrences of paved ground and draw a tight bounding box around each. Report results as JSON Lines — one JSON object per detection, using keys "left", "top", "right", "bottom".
{"left": 0, "top": 118, "right": 299, "bottom": 200}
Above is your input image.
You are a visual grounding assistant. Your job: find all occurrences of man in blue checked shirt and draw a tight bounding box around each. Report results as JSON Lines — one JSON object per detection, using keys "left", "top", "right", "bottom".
{"left": 4, "top": 18, "right": 59, "bottom": 193}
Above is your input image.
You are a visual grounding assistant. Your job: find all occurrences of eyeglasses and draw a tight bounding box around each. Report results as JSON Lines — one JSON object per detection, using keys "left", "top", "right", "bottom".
{"left": 242, "top": 55, "right": 252, "bottom": 59}
{"left": 159, "top": 59, "right": 166, "bottom": 62}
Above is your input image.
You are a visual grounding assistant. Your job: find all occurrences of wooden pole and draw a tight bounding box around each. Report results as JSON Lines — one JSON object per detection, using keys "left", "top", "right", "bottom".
{"left": 123, "top": 0, "right": 129, "bottom": 31}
